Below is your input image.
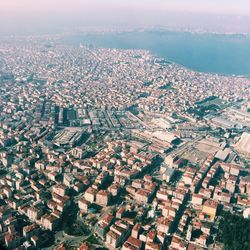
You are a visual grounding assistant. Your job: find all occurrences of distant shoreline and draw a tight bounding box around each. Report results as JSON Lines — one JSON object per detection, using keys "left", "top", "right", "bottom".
{"left": 59, "top": 30, "right": 250, "bottom": 78}
{"left": 1, "top": 30, "right": 250, "bottom": 78}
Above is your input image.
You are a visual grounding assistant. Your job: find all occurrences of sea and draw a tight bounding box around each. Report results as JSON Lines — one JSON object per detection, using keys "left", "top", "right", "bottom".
{"left": 60, "top": 30, "right": 250, "bottom": 77}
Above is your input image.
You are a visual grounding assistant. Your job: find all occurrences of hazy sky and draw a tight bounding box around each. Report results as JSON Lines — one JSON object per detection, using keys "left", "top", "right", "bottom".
{"left": 0, "top": 0, "right": 249, "bottom": 35}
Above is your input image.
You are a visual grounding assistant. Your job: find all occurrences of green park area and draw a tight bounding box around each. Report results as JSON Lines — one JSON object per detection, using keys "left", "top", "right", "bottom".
{"left": 216, "top": 212, "right": 250, "bottom": 250}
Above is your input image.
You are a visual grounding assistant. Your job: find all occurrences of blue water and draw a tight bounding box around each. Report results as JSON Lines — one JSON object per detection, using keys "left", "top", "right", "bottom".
{"left": 61, "top": 31, "right": 250, "bottom": 76}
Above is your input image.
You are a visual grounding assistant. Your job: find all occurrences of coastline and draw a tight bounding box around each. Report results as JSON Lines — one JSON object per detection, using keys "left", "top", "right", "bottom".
{"left": 59, "top": 30, "right": 250, "bottom": 78}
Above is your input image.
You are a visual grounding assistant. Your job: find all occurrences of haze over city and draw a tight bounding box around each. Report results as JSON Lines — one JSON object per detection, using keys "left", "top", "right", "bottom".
{"left": 0, "top": 0, "right": 250, "bottom": 35}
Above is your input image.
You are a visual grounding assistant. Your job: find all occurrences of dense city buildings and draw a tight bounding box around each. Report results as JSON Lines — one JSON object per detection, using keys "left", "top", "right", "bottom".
{"left": 0, "top": 35, "right": 249, "bottom": 249}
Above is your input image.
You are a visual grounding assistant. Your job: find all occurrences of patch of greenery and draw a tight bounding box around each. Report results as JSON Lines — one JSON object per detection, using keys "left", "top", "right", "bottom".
{"left": 60, "top": 202, "right": 88, "bottom": 236}
{"left": 188, "top": 104, "right": 220, "bottom": 117}
{"left": 143, "top": 81, "right": 153, "bottom": 87}
{"left": 64, "top": 221, "right": 89, "bottom": 236}
{"left": 216, "top": 212, "right": 250, "bottom": 250}
{"left": 87, "top": 235, "right": 100, "bottom": 245}
{"left": 40, "top": 190, "right": 52, "bottom": 201}
{"left": 158, "top": 83, "right": 172, "bottom": 90}
{"left": 196, "top": 96, "right": 217, "bottom": 105}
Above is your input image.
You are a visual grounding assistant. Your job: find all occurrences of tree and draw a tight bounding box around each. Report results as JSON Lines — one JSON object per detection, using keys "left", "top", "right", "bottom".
{"left": 216, "top": 212, "right": 250, "bottom": 250}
